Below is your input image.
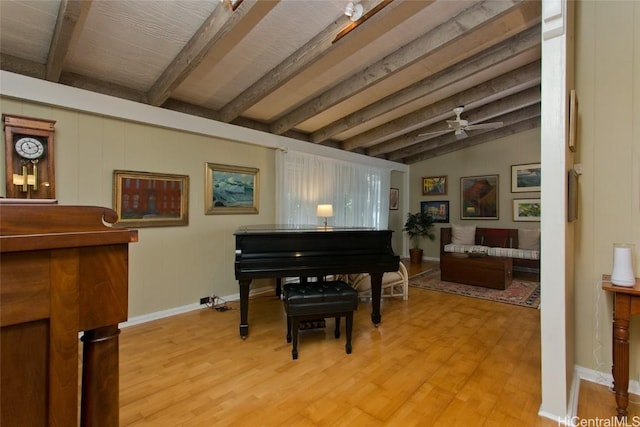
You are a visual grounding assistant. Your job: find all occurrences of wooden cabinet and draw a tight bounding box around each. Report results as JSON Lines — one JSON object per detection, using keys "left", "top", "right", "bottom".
{"left": 0, "top": 201, "right": 137, "bottom": 426}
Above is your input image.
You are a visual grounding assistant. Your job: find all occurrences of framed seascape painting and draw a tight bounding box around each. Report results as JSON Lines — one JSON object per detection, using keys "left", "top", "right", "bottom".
{"left": 421, "top": 200, "right": 449, "bottom": 223}
{"left": 422, "top": 175, "right": 447, "bottom": 195}
{"left": 113, "top": 170, "right": 189, "bottom": 227}
{"left": 205, "top": 163, "right": 259, "bottom": 215}
{"left": 460, "top": 175, "right": 499, "bottom": 220}
{"left": 513, "top": 198, "right": 541, "bottom": 222}
{"left": 511, "top": 163, "right": 541, "bottom": 193}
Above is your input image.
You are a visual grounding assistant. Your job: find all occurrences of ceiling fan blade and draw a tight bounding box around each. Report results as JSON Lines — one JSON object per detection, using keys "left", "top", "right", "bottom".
{"left": 464, "top": 121, "right": 504, "bottom": 131}
{"left": 418, "top": 129, "right": 452, "bottom": 137}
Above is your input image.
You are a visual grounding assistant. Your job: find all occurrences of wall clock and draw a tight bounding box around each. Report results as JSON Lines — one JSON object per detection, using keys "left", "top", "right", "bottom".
{"left": 3, "top": 114, "right": 56, "bottom": 199}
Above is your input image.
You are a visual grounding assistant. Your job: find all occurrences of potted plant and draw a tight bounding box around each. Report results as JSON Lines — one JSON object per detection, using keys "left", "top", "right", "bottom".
{"left": 403, "top": 212, "right": 436, "bottom": 263}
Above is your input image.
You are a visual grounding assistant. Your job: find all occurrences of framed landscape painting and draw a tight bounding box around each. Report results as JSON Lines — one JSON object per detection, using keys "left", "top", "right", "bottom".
{"left": 511, "top": 163, "right": 541, "bottom": 192}
{"left": 513, "top": 198, "right": 541, "bottom": 222}
{"left": 460, "top": 175, "right": 499, "bottom": 219}
{"left": 205, "top": 163, "right": 259, "bottom": 215}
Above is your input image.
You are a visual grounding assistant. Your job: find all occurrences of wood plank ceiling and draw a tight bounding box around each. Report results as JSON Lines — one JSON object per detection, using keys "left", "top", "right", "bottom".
{"left": 0, "top": 0, "right": 541, "bottom": 164}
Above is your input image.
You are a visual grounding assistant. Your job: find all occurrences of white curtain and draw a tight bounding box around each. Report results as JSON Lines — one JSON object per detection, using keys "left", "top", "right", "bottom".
{"left": 276, "top": 150, "right": 390, "bottom": 229}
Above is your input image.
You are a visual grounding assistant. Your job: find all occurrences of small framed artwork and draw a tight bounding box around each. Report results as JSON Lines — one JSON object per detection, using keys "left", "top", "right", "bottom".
{"left": 205, "top": 163, "right": 259, "bottom": 215}
{"left": 568, "top": 89, "right": 578, "bottom": 152}
{"left": 511, "top": 163, "right": 541, "bottom": 193}
{"left": 389, "top": 188, "right": 399, "bottom": 210}
{"left": 513, "top": 198, "right": 541, "bottom": 222}
{"left": 461, "top": 175, "right": 499, "bottom": 219}
{"left": 422, "top": 175, "right": 447, "bottom": 195}
{"left": 421, "top": 200, "right": 449, "bottom": 223}
{"left": 113, "top": 170, "right": 189, "bottom": 227}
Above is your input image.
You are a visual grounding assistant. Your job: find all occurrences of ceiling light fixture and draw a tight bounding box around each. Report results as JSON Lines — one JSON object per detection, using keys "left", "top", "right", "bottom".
{"left": 344, "top": 1, "right": 363, "bottom": 21}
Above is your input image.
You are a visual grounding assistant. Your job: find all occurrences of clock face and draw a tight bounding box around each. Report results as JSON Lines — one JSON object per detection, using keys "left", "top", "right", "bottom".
{"left": 15, "top": 136, "right": 45, "bottom": 160}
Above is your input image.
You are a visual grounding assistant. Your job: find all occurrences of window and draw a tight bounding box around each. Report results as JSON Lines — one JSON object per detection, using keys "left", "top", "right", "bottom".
{"left": 276, "top": 150, "right": 389, "bottom": 229}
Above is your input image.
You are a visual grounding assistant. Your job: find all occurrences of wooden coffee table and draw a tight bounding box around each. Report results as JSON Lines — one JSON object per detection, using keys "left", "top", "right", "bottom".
{"left": 440, "top": 253, "right": 513, "bottom": 290}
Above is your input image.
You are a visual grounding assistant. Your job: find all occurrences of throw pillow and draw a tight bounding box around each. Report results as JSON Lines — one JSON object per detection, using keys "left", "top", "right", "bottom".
{"left": 451, "top": 224, "right": 476, "bottom": 245}
{"left": 481, "top": 229, "right": 510, "bottom": 247}
{"left": 519, "top": 228, "right": 540, "bottom": 251}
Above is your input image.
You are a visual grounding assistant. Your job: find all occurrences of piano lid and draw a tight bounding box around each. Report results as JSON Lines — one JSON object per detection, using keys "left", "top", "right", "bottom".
{"left": 235, "top": 224, "right": 376, "bottom": 234}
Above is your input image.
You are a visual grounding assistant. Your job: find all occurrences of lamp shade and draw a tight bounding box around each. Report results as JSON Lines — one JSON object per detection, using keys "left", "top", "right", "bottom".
{"left": 611, "top": 243, "right": 635, "bottom": 286}
{"left": 316, "top": 204, "right": 333, "bottom": 217}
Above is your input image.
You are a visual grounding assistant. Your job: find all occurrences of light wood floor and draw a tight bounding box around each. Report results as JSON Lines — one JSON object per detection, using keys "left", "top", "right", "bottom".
{"left": 118, "top": 261, "right": 638, "bottom": 426}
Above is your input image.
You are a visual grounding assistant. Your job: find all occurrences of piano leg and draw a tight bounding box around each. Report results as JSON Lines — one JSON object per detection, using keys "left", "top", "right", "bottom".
{"left": 370, "top": 272, "right": 383, "bottom": 326}
{"left": 275, "top": 278, "right": 282, "bottom": 297}
{"left": 239, "top": 279, "right": 251, "bottom": 339}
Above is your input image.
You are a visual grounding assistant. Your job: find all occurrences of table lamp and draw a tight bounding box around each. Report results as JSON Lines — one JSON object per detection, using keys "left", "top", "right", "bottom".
{"left": 317, "top": 204, "right": 333, "bottom": 228}
{"left": 611, "top": 243, "right": 635, "bottom": 286}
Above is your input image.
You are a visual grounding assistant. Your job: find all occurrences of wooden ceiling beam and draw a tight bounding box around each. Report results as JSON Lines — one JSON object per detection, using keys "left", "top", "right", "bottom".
{"left": 161, "top": 98, "right": 314, "bottom": 142}
{"left": 217, "top": 0, "right": 406, "bottom": 123}
{"left": 147, "top": 0, "right": 276, "bottom": 107}
{"left": 332, "top": 0, "right": 395, "bottom": 44}
{"left": 403, "top": 116, "right": 541, "bottom": 164}
{"left": 216, "top": 14, "right": 352, "bottom": 123}
{"left": 388, "top": 101, "right": 541, "bottom": 162}
{"left": 344, "top": 59, "right": 540, "bottom": 153}
{"left": 0, "top": 54, "right": 45, "bottom": 79}
{"left": 59, "top": 72, "right": 148, "bottom": 104}
{"left": 46, "top": 0, "right": 89, "bottom": 82}
{"left": 365, "top": 73, "right": 540, "bottom": 156}
{"left": 310, "top": 24, "right": 540, "bottom": 144}
{"left": 268, "top": 0, "right": 523, "bottom": 135}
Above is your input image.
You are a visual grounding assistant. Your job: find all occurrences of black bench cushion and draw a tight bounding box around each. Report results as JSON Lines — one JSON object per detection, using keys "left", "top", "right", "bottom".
{"left": 284, "top": 281, "right": 358, "bottom": 316}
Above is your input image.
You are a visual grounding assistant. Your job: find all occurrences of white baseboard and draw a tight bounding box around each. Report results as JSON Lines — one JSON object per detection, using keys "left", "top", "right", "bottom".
{"left": 539, "top": 365, "right": 639, "bottom": 425}
{"left": 575, "top": 364, "right": 640, "bottom": 395}
{"left": 120, "top": 286, "right": 274, "bottom": 328}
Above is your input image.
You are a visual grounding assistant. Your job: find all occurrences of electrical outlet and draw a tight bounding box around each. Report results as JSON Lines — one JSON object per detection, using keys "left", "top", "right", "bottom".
{"left": 199, "top": 296, "right": 210, "bottom": 305}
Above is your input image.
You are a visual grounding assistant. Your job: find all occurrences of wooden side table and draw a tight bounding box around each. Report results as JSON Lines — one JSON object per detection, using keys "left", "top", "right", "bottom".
{"left": 602, "top": 274, "right": 640, "bottom": 419}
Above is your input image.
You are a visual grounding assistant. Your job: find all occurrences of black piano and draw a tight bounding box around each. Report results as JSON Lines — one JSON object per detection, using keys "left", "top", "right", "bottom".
{"left": 234, "top": 224, "right": 400, "bottom": 339}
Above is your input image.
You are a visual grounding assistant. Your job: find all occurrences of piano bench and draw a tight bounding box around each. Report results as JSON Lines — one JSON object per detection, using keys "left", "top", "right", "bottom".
{"left": 283, "top": 281, "right": 358, "bottom": 360}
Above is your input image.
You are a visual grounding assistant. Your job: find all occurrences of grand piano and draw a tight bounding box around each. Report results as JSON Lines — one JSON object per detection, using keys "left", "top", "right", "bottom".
{"left": 234, "top": 224, "right": 400, "bottom": 338}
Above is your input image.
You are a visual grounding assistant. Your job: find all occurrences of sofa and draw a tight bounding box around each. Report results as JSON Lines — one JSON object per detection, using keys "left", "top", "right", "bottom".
{"left": 440, "top": 225, "right": 540, "bottom": 274}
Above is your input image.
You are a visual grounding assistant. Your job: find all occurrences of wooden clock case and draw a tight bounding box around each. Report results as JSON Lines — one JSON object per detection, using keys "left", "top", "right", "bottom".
{"left": 3, "top": 114, "right": 56, "bottom": 199}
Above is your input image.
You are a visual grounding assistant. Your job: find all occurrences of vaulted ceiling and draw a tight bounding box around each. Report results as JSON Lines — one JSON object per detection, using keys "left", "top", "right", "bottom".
{"left": 0, "top": 0, "right": 541, "bottom": 164}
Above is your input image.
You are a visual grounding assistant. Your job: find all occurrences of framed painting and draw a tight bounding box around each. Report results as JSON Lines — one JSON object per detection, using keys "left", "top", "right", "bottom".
{"left": 113, "top": 170, "right": 189, "bottom": 227}
{"left": 422, "top": 175, "right": 447, "bottom": 195}
{"left": 421, "top": 200, "right": 449, "bottom": 223}
{"left": 205, "top": 163, "right": 259, "bottom": 215}
{"left": 389, "top": 188, "right": 399, "bottom": 210}
{"left": 511, "top": 163, "right": 541, "bottom": 192}
{"left": 460, "top": 175, "right": 499, "bottom": 219}
{"left": 513, "top": 198, "right": 541, "bottom": 222}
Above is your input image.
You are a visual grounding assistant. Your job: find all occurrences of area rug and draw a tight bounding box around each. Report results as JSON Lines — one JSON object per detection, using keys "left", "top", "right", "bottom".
{"left": 409, "top": 269, "right": 540, "bottom": 309}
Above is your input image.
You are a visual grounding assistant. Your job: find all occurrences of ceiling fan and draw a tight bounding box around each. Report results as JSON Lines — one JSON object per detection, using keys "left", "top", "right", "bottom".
{"left": 419, "top": 106, "right": 504, "bottom": 139}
